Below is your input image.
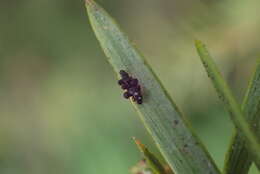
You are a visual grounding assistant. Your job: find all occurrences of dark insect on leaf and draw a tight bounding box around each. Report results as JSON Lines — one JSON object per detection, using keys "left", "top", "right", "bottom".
{"left": 123, "top": 92, "right": 131, "bottom": 99}
{"left": 118, "top": 70, "right": 143, "bottom": 104}
{"left": 119, "top": 70, "right": 129, "bottom": 78}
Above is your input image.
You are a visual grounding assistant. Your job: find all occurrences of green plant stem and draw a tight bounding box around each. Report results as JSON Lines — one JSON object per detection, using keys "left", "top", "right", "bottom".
{"left": 195, "top": 40, "right": 260, "bottom": 170}
{"left": 224, "top": 59, "right": 260, "bottom": 174}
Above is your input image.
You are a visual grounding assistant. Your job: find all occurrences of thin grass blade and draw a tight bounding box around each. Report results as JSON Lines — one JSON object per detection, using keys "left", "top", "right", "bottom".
{"left": 85, "top": 1, "right": 220, "bottom": 174}
{"left": 224, "top": 59, "right": 260, "bottom": 174}
{"left": 195, "top": 40, "right": 260, "bottom": 169}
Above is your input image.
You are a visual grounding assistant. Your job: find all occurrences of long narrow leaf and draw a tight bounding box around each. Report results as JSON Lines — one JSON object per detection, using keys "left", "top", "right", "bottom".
{"left": 85, "top": 1, "right": 220, "bottom": 174}
{"left": 224, "top": 59, "right": 260, "bottom": 174}
{"left": 195, "top": 40, "right": 260, "bottom": 168}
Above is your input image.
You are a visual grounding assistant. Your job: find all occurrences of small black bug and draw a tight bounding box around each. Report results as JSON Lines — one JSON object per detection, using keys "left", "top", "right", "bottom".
{"left": 118, "top": 70, "right": 143, "bottom": 104}
{"left": 119, "top": 70, "right": 129, "bottom": 78}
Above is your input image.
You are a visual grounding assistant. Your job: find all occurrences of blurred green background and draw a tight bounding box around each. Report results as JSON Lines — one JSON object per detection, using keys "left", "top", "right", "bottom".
{"left": 0, "top": 0, "right": 259, "bottom": 173}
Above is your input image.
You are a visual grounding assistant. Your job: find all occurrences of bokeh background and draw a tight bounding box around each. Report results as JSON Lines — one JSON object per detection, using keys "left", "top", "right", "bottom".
{"left": 1, "top": 0, "right": 260, "bottom": 173}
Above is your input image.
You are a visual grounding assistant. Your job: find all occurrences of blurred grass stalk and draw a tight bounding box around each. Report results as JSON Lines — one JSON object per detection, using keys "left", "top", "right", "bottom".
{"left": 224, "top": 59, "right": 260, "bottom": 174}
{"left": 134, "top": 138, "right": 172, "bottom": 174}
{"left": 85, "top": 0, "right": 220, "bottom": 174}
{"left": 195, "top": 40, "right": 260, "bottom": 172}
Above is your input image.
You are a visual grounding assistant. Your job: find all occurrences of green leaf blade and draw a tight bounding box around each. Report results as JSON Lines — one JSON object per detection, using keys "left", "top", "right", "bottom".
{"left": 195, "top": 40, "right": 260, "bottom": 170}
{"left": 85, "top": 1, "right": 220, "bottom": 174}
{"left": 224, "top": 60, "right": 260, "bottom": 174}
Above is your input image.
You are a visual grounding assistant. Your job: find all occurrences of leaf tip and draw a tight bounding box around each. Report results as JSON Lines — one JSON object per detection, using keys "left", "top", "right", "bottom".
{"left": 84, "top": 0, "right": 93, "bottom": 6}
{"left": 194, "top": 39, "right": 203, "bottom": 48}
{"left": 133, "top": 137, "right": 146, "bottom": 153}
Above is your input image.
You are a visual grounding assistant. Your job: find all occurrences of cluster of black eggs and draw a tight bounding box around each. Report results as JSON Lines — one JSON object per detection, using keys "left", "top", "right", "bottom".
{"left": 118, "top": 70, "right": 143, "bottom": 104}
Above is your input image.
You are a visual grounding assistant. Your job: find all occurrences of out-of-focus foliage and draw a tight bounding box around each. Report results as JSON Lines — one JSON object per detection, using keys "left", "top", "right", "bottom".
{"left": 0, "top": 0, "right": 259, "bottom": 174}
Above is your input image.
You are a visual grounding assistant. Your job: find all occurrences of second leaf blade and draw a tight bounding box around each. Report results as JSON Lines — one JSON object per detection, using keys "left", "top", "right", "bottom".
{"left": 195, "top": 40, "right": 260, "bottom": 168}
{"left": 224, "top": 59, "right": 260, "bottom": 174}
